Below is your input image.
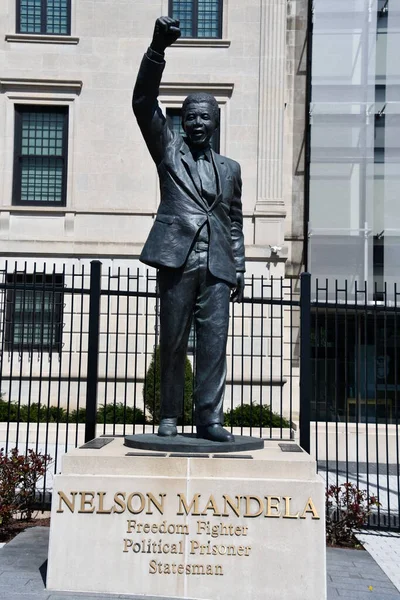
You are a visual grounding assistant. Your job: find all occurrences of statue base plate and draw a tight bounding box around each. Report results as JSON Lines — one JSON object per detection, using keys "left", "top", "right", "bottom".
{"left": 124, "top": 433, "right": 264, "bottom": 453}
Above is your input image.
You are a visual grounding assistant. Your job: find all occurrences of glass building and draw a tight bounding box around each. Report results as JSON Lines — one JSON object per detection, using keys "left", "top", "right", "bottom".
{"left": 309, "top": 0, "right": 400, "bottom": 423}
{"left": 309, "top": 0, "right": 400, "bottom": 299}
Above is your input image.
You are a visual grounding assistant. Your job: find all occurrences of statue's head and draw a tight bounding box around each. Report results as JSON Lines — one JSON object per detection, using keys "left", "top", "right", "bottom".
{"left": 181, "top": 93, "right": 219, "bottom": 149}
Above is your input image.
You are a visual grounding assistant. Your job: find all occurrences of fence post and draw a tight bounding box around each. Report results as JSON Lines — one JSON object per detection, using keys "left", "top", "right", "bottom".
{"left": 85, "top": 260, "right": 102, "bottom": 443}
{"left": 299, "top": 272, "right": 311, "bottom": 453}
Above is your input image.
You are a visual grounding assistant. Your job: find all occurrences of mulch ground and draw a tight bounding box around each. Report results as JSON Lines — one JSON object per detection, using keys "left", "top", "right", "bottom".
{"left": 0, "top": 517, "right": 50, "bottom": 544}
{"left": 327, "top": 536, "right": 366, "bottom": 550}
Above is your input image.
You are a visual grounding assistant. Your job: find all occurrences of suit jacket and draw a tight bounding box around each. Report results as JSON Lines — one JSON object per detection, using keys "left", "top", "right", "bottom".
{"left": 132, "top": 49, "right": 245, "bottom": 287}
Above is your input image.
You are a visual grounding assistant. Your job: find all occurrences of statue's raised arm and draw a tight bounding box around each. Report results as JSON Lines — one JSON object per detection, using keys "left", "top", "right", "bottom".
{"left": 132, "top": 17, "right": 180, "bottom": 166}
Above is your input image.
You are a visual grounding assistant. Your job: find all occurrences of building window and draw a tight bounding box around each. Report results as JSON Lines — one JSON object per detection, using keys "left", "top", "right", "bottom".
{"left": 169, "top": 0, "right": 222, "bottom": 39}
{"left": 13, "top": 106, "right": 69, "bottom": 206}
{"left": 5, "top": 273, "right": 64, "bottom": 351}
{"left": 17, "top": 0, "right": 71, "bottom": 35}
{"left": 166, "top": 107, "right": 220, "bottom": 152}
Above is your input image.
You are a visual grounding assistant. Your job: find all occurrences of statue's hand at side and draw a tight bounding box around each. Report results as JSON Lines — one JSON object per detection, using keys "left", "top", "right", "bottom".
{"left": 231, "top": 273, "right": 245, "bottom": 303}
{"left": 151, "top": 16, "right": 181, "bottom": 54}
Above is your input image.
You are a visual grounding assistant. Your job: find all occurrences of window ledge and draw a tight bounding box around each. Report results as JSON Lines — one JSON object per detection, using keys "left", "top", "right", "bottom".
{"left": 5, "top": 33, "right": 79, "bottom": 45}
{"left": 160, "top": 81, "right": 234, "bottom": 103}
{"left": 172, "top": 38, "right": 230, "bottom": 48}
{"left": 3, "top": 206, "right": 68, "bottom": 214}
{"left": 0, "top": 77, "right": 82, "bottom": 96}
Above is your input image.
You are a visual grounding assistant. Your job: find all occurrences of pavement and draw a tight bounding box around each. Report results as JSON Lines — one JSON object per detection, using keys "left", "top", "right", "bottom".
{"left": 328, "top": 545, "right": 400, "bottom": 599}
{"left": 356, "top": 530, "right": 400, "bottom": 595}
{"left": 1, "top": 527, "right": 400, "bottom": 600}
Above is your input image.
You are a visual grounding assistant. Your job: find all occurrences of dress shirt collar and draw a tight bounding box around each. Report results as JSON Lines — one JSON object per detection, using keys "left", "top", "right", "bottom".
{"left": 190, "top": 147, "right": 212, "bottom": 162}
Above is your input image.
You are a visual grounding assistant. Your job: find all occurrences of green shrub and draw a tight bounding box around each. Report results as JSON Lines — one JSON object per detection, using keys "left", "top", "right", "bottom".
{"left": 21, "top": 403, "right": 67, "bottom": 423}
{"left": 224, "top": 403, "right": 290, "bottom": 428}
{"left": 0, "top": 400, "right": 67, "bottom": 424}
{"left": 18, "top": 403, "right": 46, "bottom": 423}
{"left": 0, "top": 398, "right": 145, "bottom": 425}
{"left": 96, "top": 403, "right": 145, "bottom": 425}
{"left": 68, "top": 407, "right": 87, "bottom": 424}
{"left": 143, "top": 346, "right": 194, "bottom": 425}
{"left": 0, "top": 398, "right": 19, "bottom": 422}
{"left": 47, "top": 406, "right": 67, "bottom": 423}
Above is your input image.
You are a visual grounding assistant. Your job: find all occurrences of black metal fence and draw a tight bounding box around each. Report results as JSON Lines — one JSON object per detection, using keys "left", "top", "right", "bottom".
{"left": 0, "top": 260, "right": 300, "bottom": 504}
{"left": 1, "top": 263, "right": 400, "bottom": 531}
{"left": 310, "top": 278, "right": 400, "bottom": 530}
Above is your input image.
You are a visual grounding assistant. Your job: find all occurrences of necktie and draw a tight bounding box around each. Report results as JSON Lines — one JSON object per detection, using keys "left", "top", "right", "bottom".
{"left": 195, "top": 152, "right": 216, "bottom": 203}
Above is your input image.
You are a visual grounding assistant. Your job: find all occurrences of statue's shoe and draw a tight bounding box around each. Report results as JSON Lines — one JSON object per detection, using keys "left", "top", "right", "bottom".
{"left": 197, "top": 424, "right": 234, "bottom": 443}
{"left": 158, "top": 418, "right": 178, "bottom": 437}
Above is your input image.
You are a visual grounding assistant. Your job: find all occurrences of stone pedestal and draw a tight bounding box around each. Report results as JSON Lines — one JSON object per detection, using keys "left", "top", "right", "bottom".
{"left": 47, "top": 438, "right": 326, "bottom": 600}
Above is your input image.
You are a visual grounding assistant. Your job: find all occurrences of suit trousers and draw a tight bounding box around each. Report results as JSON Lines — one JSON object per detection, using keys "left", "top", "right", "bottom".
{"left": 158, "top": 242, "right": 231, "bottom": 427}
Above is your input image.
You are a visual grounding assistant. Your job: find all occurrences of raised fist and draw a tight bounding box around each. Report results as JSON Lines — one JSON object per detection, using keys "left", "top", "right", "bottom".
{"left": 151, "top": 16, "right": 181, "bottom": 54}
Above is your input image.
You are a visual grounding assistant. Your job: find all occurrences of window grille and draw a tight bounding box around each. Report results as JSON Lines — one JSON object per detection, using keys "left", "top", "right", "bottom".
{"left": 17, "top": 0, "right": 71, "bottom": 35}
{"left": 13, "top": 106, "right": 68, "bottom": 206}
{"left": 5, "top": 272, "right": 64, "bottom": 351}
{"left": 169, "top": 0, "right": 222, "bottom": 39}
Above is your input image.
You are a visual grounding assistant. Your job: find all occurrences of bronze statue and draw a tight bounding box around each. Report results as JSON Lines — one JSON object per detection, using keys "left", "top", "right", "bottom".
{"left": 133, "top": 17, "right": 245, "bottom": 443}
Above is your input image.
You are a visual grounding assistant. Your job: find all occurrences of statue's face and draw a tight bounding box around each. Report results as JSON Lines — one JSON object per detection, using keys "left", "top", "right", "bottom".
{"left": 182, "top": 102, "right": 218, "bottom": 149}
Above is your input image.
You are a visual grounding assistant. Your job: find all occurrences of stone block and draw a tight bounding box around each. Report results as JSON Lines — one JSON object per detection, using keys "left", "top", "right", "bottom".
{"left": 47, "top": 438, "right": 326, "bottom": 600}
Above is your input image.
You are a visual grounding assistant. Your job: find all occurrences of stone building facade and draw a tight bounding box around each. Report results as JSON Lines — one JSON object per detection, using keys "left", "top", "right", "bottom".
{"left": 0, "top": 0, "right": 308, "bottom": 420}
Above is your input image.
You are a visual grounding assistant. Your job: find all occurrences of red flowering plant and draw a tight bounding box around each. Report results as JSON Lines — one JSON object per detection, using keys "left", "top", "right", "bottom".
{"left": 0, "top": 447, "right": 51, "bottom": 536}
{"left": 326, "top": 482, "right": 380, "bottom": 547}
